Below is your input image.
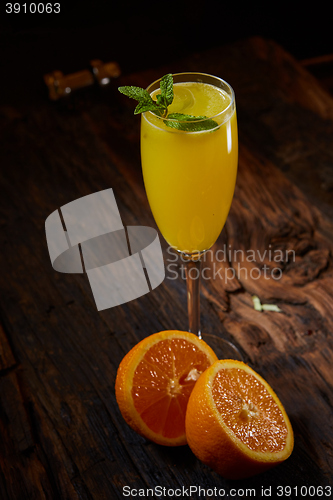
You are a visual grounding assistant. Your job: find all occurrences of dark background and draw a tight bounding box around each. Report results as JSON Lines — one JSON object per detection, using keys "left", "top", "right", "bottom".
{"left": 1, "top": 1, "right": 333, "bottom": 106}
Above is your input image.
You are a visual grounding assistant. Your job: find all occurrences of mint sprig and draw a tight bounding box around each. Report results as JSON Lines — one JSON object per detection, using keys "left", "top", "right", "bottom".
{"left": 118, "top": 73, "right": 173, "bottom": 117}
{"left": 118, "top": 74, "right": 218, "bottom": 132}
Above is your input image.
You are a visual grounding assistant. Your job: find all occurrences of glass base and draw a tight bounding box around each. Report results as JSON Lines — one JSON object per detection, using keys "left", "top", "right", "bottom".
{"left": 200, "top": 333, "right": 243, "bottom": 361}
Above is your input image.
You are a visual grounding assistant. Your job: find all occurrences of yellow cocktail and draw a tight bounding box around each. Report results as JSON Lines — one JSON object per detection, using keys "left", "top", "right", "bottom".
{"left": 138, "top": 72, "right": 240, "bottom": 354}
{"left": 141, "top": 74, "right": 238, "bottom": 255}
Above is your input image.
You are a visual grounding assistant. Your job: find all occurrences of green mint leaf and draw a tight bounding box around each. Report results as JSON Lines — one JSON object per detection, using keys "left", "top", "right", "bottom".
{"left": 165, "top": 113, "right": 218, "bottom": 132}
{"left": 160, "top": 73, "right": 173, "bottom": 107}
{"left": 118, "top": 85, "right": 166, "bottom": 115}
{"left": 118, "top": 85, "right": 152, "bottom": 103}
{"left": 134, "top": 101, "right": 163, "bottom": 115}
{"left": 155, "top": 74, "right": 173, "bottom": 109}
{"left": 156, "top": 94, "right": 165, "bottom": 106}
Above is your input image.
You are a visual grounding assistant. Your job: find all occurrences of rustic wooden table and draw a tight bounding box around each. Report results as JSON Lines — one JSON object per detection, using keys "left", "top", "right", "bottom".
{"left": 1, "top": 37, "right": 333, "bottom": 499}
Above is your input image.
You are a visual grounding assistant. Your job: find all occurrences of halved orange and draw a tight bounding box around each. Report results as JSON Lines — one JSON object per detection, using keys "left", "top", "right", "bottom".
{"left": 115, "top": 330, "right": 218, "bottom": 446}
{"left": 185, "top": 360, "right": 294, "bottom": 479}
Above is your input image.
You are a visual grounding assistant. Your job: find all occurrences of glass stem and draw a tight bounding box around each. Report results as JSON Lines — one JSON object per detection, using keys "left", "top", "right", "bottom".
{"left": 185, "top": 258, "right": 202, "bottom": 339}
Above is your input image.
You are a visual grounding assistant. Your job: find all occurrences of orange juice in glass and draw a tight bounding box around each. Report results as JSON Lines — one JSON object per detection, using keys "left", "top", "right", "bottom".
{"left": 141, "top": 72, "right": 240, "bottom": 357}
{"left": 141, "top": 73, "right": 237, "bottom": 255}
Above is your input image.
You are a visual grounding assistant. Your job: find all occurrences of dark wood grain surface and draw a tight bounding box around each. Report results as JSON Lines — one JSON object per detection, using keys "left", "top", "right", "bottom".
{"left": 1, "top": 37, "right": 333, "bottom": 499}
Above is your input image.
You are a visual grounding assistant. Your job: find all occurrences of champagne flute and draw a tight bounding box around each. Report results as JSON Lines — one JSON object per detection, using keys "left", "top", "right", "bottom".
{"left": 141, "top": 72, "right": 241, "bottom": 359}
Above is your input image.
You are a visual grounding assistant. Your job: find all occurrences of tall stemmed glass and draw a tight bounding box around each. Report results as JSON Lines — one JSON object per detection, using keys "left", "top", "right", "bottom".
{"left": 141, "top": 72, "right": 241, "bottom": 358}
